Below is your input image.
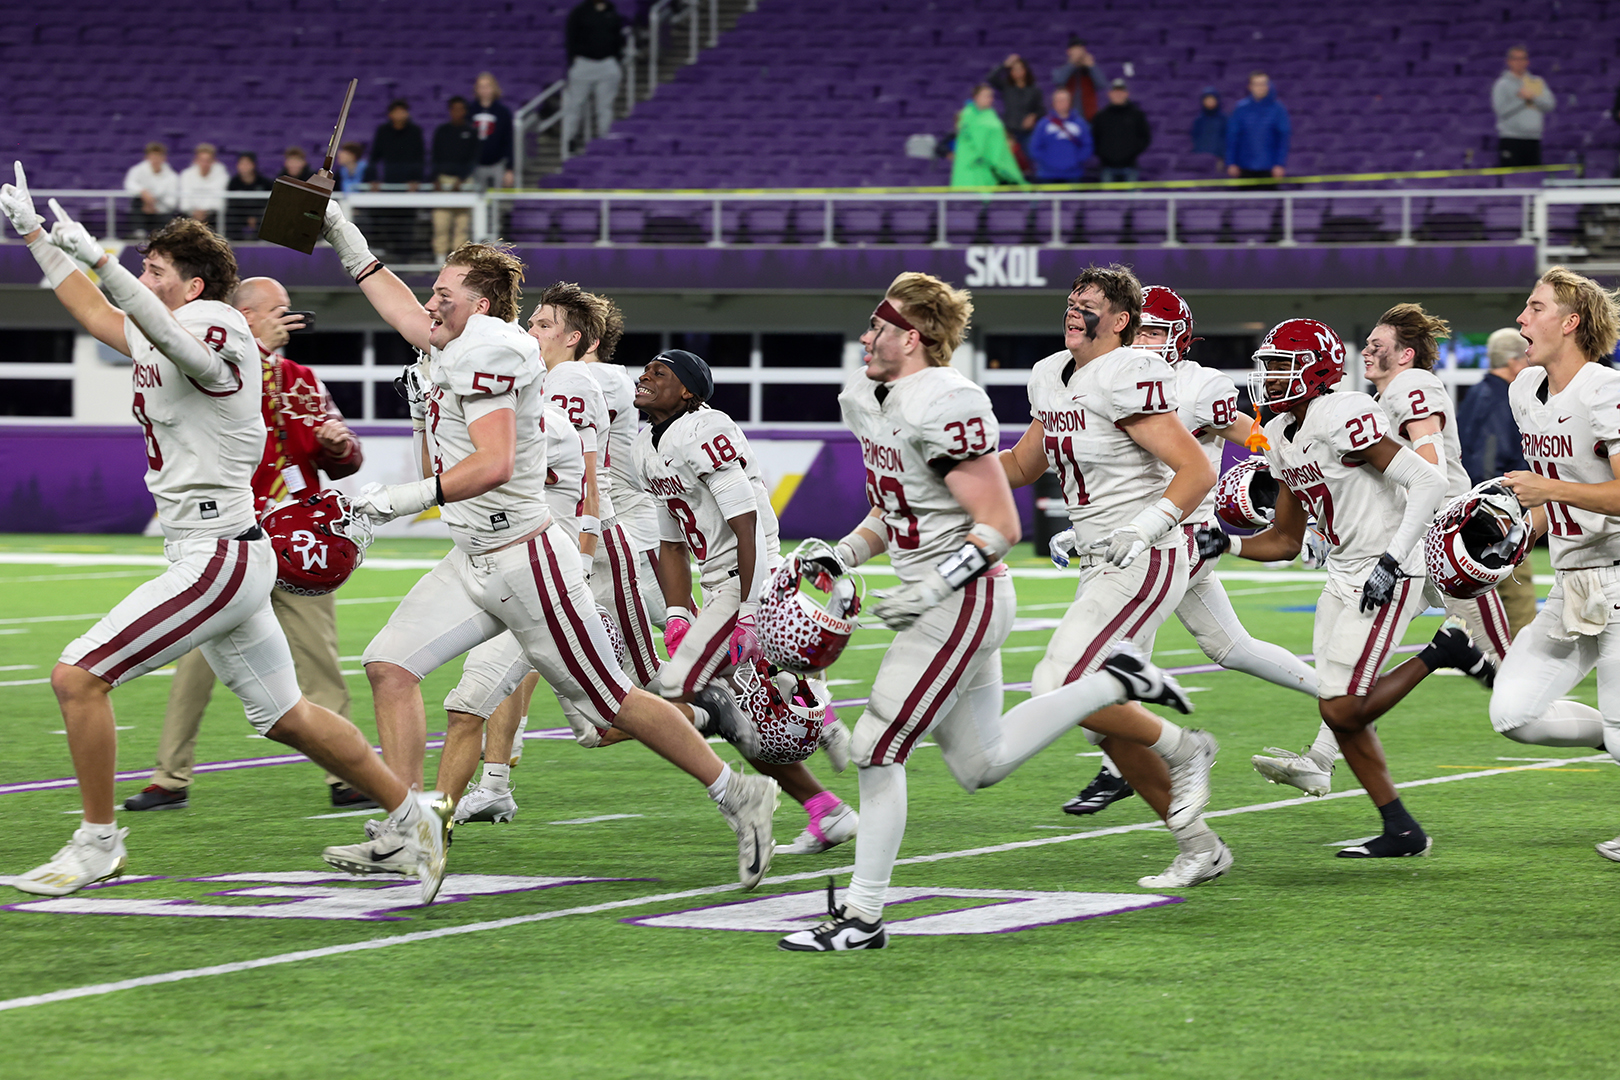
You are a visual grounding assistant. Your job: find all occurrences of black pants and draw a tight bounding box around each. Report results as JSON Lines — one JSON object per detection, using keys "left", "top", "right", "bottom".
{"left": 1236, "top": 168, "right": 1278, "bottom": 190}
{"left": 1498, "top": 138, "right": 1542, "bottom": 167}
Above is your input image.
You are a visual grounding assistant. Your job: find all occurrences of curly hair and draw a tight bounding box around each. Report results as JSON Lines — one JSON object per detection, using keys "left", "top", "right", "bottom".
{"left": 884, "top": 272, "right": 973, "bottom": 366}
{"left": 1377, "top": 302, "right": 1451, "bottom": 371}
{"left": 443, "top": 241, "right": 525, "bottom": 323}
{"left": 1539, "top": 265, "right": 1620, "bottom": 363}
{"left": 586, "top": 291, "right": 625, "bottom": 362}
{"left": 1070, "top": 264, "right": 1144, "bottom": 345}
{"left": 142, "top": 218, "right": 239, "bottom": 302}
{"left": 537, "top": 280, "right": 606, "bottom": 360}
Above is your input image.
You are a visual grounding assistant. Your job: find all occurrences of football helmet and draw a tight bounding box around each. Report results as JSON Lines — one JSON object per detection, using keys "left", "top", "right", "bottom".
{"left": 1424, "top": 480, "right": 1533, "bottom": 600}
{"left": 1139, "top": 285, "right": 1195, "bottom": 365}
{"left": 1214, "top": 457, "right": 1280, "bottom": 530}
{"left": 263, "top": 490, "right": 374, "bottom": 596}
{"left": 758, "top": 539, "right": 863, "bottom": 674}
{"left": 733, "top": 658, "right": 831, "bottom": 765}
{"left": 596, "top": 605, "right": 627, "bottom": 667}
{"left": 1248, "top": 318, "right": 1346, "bottom": 409}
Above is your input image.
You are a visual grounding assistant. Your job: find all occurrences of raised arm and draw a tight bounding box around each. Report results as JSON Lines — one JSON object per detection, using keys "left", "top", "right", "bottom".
{"left": 0, "top": 167, "right": 128, "bottom": 353}
{"left": 322, "top": 200, "right": 434, "bottom": 351}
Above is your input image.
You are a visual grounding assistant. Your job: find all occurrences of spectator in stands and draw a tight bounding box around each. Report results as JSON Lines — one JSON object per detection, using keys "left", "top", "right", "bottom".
{"left": 431, "top": 96, "right": 481, "bottom": 261}
{"left": 280, "top": 146, "right": 314, "bottom": 183}
{"left": 1458, "top": 327, "right": 1535, "bottom": 637}
{"left": 1051, "top": 36, "right": 1106, "bottom": 121}
{"left": 472, "top": 72, "right": 516, "bottom": 189}
{"left": 123, "top": 141, "right": 178, "bottom": 238}
{"left": 1091, "top": 78, "right": 1151, "bottom": 183}
{"left": 950, "top": 85, "right": 1029, "bottom": 188}
{"left": 988, "top": 55, "right": 1043, "bottom": 151}
{"left": 1027, "top": 87, "right": 1091, "bottom": 183}
{"left": 565, "top": 0, "right": 624, "bottom": 152}
{"left": 335, "top": 142, "right": 368, "bottom": 193}
{"left": 365, "top": 99, "right": 426, "bottom": 190}
{"left": 178, "top": 143, "right": 228, "bottom": 233}
{"left": 1190, "top": 87, "right": 1226, "bottom": 170}
{"left": 1494, "top": 46, "right": 1556, "bottom": 168}
{"left": 1226, "top": 71, "right": 1291, "bottom": 181}
{"left": 225, "top": 151, "right": 273, "bottom": 240}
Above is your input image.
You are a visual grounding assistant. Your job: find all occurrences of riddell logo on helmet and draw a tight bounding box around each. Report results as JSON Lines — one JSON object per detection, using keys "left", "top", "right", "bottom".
{"left": 290, "top": 529, "right": 329, "bottom": 571}
{"left": 800, "top": 596, "right": 856, "bottom": 633}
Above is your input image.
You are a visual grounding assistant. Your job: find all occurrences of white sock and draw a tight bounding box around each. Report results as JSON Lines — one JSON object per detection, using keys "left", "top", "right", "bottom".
{"left": 707, "top": 763, "right": 734, "bottom": 802}
{"left": 1098, "top": 753, "right": 1122, "bottom": 779}
{"left": 1307, "top": 721, "right": 1340, "bottom": 768}
{"left": 690, "top": 705, "right": 711, "bottom": 731}
{"left": 1220, "top": 635, "right": 1320, "bottom": 696}
{"left": 481, "top": 763, "right": 511, "bottom": 793}
{"left": 1503, "top": 700, "right": 1606, "bottom": 749}
{"left": 80, "top": 818, "right": 116, "bottom": 843}
{"left": 975, "top": 671, "right": 1126, "bottom": 789}
{"left": 1172, "top": 817, "right": 1217, "bottom": 852}
{"left": 1150, "top": 720, "right": 1186, "bottom": 761}
{"left": 843, "top": 763, "right": 908, "bottom": 921}
{"left": 389, "top": 794, "right": 422, "bottom": 829}
{"left": 513, "top": 714, "right": 530, "bottom": 746}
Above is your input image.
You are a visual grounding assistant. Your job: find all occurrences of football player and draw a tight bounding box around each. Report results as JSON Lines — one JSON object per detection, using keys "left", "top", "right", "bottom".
{"left": 1197, "top": 318, "right": 1489, "bottom": 858}
{"left": 314, "top": 202, "right": 779, "bottom": 890}
{"left": 0, "top": 167, "right": 433, "bottom": 899}
{"left": 1252, "top": 303, "right": 1508, "bottom": 797}
{"left": 780, "top": 273, "right": 1196, "bottom": 951}
{"left": 1056, "top": 285, "right": 1319, "bottom": 818}
{"left": 1489, "top": 267, "right": 1620, "bottom": 860}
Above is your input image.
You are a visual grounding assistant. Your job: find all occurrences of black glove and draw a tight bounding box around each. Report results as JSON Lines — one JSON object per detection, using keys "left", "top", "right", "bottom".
{"left": 1360, "top": 553, "right": 1403, "bottom": 612}
{"left": 1193, "top": 525, "right": 1230, "bottom": 561}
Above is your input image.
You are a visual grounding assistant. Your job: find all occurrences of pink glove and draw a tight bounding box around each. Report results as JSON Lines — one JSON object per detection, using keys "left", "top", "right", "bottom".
{"left": 728, "top": 612, "right": 762, "bottom": 666}
{"left": 663, "top": 606, "right": 693, "bottom": 658}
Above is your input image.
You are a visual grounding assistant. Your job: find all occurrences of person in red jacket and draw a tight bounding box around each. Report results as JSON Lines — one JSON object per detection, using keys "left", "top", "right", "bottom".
{"left": 126, "top": 276, "right": 367, "bottom": 811}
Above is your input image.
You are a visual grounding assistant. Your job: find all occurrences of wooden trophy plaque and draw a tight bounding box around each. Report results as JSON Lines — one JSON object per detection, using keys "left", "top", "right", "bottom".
{"left": 259, "top": 79, "right": 358, "bottom": 254}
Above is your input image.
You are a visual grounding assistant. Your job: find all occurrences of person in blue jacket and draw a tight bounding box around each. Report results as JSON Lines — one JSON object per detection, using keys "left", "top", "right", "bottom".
{"left": 1226, "top": 72, "right": 1291, "bottom": 182}
{"left": 1027, "top": 87, "right": 1093, "bottom": 182}
{"left": 1189, "top": 87, "right": 1226, "bottom": 169}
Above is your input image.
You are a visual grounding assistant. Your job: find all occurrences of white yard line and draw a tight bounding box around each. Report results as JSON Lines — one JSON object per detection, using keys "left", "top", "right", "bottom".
{"left": 0, "top": 752, "right": 1605, "bottom": 1014}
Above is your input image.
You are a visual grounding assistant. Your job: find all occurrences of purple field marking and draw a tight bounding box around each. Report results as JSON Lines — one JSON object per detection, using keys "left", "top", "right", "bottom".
{"left": 3, "top": 646, "right": 1424, "bottom": 796}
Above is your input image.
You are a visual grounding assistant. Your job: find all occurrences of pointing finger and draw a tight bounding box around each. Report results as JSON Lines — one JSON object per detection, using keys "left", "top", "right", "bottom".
{"left": 13, "top": 161, "right": 25, "bottom": 190}
{"left": 48, "top": 198, "right": 70, "bottom": 224}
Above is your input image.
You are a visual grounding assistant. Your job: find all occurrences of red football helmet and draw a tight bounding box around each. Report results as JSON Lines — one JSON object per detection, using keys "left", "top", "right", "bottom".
{"left": 733, "top": 658, "right": 831, "bottom": 765}
{"left": 1424, "top": 480, "right": 1533, "bottom": 600}
{"left": 1248, "top": 318, "right": 1346, "bottom": 408}
{"left": 1215, "top": 457, "right": 1279, "bottom": 530}
{"left": 263, "top": 490, "right": 374, "bottom": 596}
{"left": 758, "top": 540, "right": 863, "bottom": 674}
{"left": 1139, "top": 285, "right": 1195, "bottom": 365}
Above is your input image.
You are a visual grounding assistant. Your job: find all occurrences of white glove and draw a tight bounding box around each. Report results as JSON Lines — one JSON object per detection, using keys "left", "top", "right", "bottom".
{"left": 46, "top": 199, "right": 105, "bottom": 268}
{"left": 1302, "top": 520, "right": 1331, "bottom": 569}
{"left": 396, "top": 355, "right": 431, "bottom": 425}
{"left": 0, "top": 161, "right": 42, "bottom": 237}
{"left": 322, "top": 198, "right": 377, "bottom": 279}
{"left": 353, "top": 478, "right": 436, "bottom": 524}
{"left": 1090, "top": 525, "right": 1149, "bottom": 568}
{"left": 1048, "top": 528, "right": 1078, "bottom": 569}
{"left": 872, "top": 568, "right": 953, "bottom": 631}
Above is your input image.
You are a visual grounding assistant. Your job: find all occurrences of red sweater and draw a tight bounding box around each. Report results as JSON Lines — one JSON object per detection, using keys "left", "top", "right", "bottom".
{"left": 250, "top": 345, "right": 363, "bottom": 507}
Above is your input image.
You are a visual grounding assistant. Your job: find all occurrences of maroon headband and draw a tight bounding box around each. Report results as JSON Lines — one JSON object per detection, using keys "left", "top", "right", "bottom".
{"left": 873, "top": 299, "right": 937, "bottom": 346}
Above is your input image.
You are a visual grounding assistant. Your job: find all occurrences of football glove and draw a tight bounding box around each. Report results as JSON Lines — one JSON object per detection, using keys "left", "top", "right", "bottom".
{"left": 1359, "top": 552, "right": 1404, "bottom": 612}
{"left": 1090, "top": 525, "right": 1149, "bottom": 568}
{"left": 46, "top": 199, "right": 105, "bottom": 268}
{"left": 0, "top": 161, "right": 42, "bottom": 237}
{"left": 322, "top": 198, "right": 378, "bottom": 280}
{"left": 1048, "top": 528, "right": 1078, "bottom": 569}
{"left": 728, "top": 606, "right": 762, "bottom": 666}
{"left": 664, "top": 607, "right": 693, "bottom": 656}
{"left": 1192, "top": 525, "right": 1231, "bottom": 561}
{"left": 872, "top": 568, "right": 953, "bottom": 631}
{"left": 394, "top": 355, "right": 432, "bottom": 423}
{"left": 1302, "top": 521, "right": 1331, "bottom": 569}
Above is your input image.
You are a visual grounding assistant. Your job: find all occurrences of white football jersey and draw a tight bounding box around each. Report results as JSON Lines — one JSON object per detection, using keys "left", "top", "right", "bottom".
{"left": 125, "top": 299, "right": 262, "bottom": 541}
{"left": 1174, "top": 361, "right": 1241, "bottom": 526}
{"left": 839, "top": 365, "right": 1000, "bottom": 583}
{"left": 633, "top": 407, "right": 780, "bottom": 586}
{"left": 543, "top": 404, "right": 586, "bottom": 538}
{"left": 1509, "top": 363, "right": 1620, "bottom": 569}
{"left": 590, "top": 362, "right": 654, "bottom": 544}
{"left": 1263, "top": 391, "right": 1414, "bottom": 580}
{"left": 1027, "top": 346, "right": 1180, "bottom": 547}
{"left": 424, "top": 315, "right": 548, "bottom": 554}
{"left": 1378, "top": 368, "right": 1469, "bottom": 500}
{"left": 543, "top": 359, "right": 614, "bottom": 520}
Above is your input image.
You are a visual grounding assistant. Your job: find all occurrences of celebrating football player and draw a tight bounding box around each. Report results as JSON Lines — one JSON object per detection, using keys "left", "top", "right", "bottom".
{"left": 314, "top": 201, "right": 780, "bottom": 891}
{"left": 1197, "top": 318, "right": 1490, "bottom": 858}
{"left": 1056, "top": 285, "right": 1319, "bottom": 819}
{"left": 1489, "top": 268, "right": 1620, "bottom": 860}
{"left": 0, "top": 165, "right": 429, "bottom": 899}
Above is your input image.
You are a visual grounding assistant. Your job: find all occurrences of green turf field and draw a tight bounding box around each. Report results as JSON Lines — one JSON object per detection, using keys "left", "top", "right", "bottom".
{"left": 0, "top": 534, "right": 1613, "bottom": 1080}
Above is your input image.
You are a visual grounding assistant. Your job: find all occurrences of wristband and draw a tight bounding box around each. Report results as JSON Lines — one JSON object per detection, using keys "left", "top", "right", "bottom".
{"left": 666, "top": 606, "right": 692, "bottom": 623}
{"left": 1129, "top": 497, "right": 1183, "bottom": 548}
{"left": 936, "top": 539, "right": 990, "bottom": 590}
{"left": 836, "top": 529, "right": 874, "bottom": 569}
{"left": 739, "top": 599, "right": 758, "bottom": 619}
{"left": 968, "top": 522, "right": 1012, "bottom": 564}
{"left": 434, "top": 475, "right": 445, "bottom": 507}
{"left": 578, "top": 514, "right": 602, "bottom": 536}
{"left": 1228, "top": 534, "right": 1243, "bottom": 557}
{"left": 28, "top": 235, "right": 76, "bottom": 288}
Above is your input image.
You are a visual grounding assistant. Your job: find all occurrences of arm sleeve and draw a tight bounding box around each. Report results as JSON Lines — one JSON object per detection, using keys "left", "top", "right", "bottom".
{"left": 1274, "top": 106, "right": 1291, "bottom": 163}
{"left": 123, "top": 164, "right": 143, "bottom": 196}
{"left": 1381, "top": 446, "right": 1447, "bottom": 558}
{"left": 920, "top": 385, "right": 1002, "bottom": 472}
{"left": 96, "top": 262, "right": 238, "bottom": 390}
{"left": 1105, "top": 353, "right": 1179, "bottom": 424}
{"left": 1537, "top": 82, "right": 1557, "bottom": 112}
{"left": 707, "top": 465, "right": 757, "bottom": 520}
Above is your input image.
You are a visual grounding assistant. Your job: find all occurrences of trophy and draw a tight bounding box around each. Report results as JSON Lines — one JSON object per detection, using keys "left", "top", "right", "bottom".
{"left": 258, "top": 78, "right": 358, "bottom": 254}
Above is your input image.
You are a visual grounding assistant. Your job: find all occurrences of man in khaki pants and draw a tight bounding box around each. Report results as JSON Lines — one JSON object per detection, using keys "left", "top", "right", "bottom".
{"left": 125, "top": 277, "right": 366, "bottom": 811}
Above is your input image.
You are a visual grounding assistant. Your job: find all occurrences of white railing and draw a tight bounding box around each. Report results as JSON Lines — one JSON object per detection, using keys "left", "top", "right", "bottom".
{"left": 648, "top": 0, "right": 703, "bottom": 94}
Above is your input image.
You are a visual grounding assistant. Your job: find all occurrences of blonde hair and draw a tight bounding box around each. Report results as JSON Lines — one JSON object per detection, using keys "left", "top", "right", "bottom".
{"left": 538, "top": 280, "right": 607, "bottom": 360}
{"left": 588, "top": 292, "right": 625, "bottom": 362}
{"left": 444, "top": 241, "right": 525, "bottom": 323}
{"left": 885, "top": 272, "right": 972, "bottom": 366}
{"left": 1539, "top": 265, "right": 1620, "bottom": 363}
{"left": 1377, "top": 302, "right": 1450, "bottom": 370}
{"left": 1485, "top": 327, "right": 1527, "bottom": 369}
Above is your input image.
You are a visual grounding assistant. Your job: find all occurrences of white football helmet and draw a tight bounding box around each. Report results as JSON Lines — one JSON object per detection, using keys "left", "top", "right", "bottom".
{"left": 1214, "top": 458, "right": 1279, "bottom": 530}
{"left": 1424, "top": 480, "right": 1532, "bottom": 600}
{"left": 758, "top": 539, "right": 863, "bottom": 674}
{"left": 732, "top": 658, "right": 832, "bottom": 765}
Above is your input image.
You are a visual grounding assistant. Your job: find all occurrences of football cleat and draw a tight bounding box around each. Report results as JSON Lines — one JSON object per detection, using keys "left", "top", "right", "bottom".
{"left": 1102, "top": 646, "right": 1193, "bottom": 715}
{"left": 1337, "top": 829, "right": 1432, "bottom": 858}
{"left": 10, "top": 826, "right": 129, "bottom": 896}
{"left": 694, "top": 681, "right": 762, "bottom": 759}
{"left": 782, "top": 801, "right": 859, "bottom": 855}
{"left": 1594, "top": 836, "right": 1620, "bottom": 863}
{"left": 716, "top": 771, "right": 779, "bottom": 889}
{"left": 1138, "top": 837, "right": 1233, "bottom": 889}
{"left": 453, "top": 784, "right": 517, "bottom": 824}
{"left": 1251, "top": 747, "right": 1333, "bottom": 797}
{"left": 1061, "top": 768, "right": 1136, "bottom": 816}
{"left": 779, "top": 879, "right": 889, "bottom": 952}
{"left": 402, "top": 790, "right": 453, "bottom": 904}
{"left": 1422, "top": 623, "right": 1496, "bottom": 688}
{"left": 819, "top": 716, "right": 853, "bottom": 773}
{"left": 1165, "top": 729, "right": 1219, "bottom": 830}
{"left": 123, "top": 784, "right": 188, "bottom": 811}
{"left": 329, "top": 782, "right": 378, "bottom": 810}
{"left": 322, "top": 819, "right": 417, "bottom": 876}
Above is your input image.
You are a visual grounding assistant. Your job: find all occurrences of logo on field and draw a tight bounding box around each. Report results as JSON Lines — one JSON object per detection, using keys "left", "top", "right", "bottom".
{"left": 290, "top": 528, "right": 328, "bottom": 571}
{"left": 623, "top": 887, "right": 1180, "bottom": 936}
{"left": 963, "top": 246, "right": 1048, "bottom": 288}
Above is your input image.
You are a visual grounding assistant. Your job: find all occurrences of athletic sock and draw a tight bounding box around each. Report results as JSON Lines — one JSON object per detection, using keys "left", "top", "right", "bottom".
{"left": 706, "top": 763, "right": 733, "bottom": 802}
{"left": 389, "top": 794, "right": 422, "bottom": 829}
{"left": 690, "top": 705, "right": 711, "bottom": 732}
{"left": 803, "top": 790, "right": 842, "bottom": 840}
{"left": 1098, "top": 753, "right": 1122, "bottom": 779}
{"left": 80, "top": 818, "right": 117, "bottom": 844}
{"left": 1171, "top": 816, "right": 1217, "bottom": 852}
{"left": 844, "top": 763, "right": 907, "bottom": 922}
{"left": 1150, "top": 720, "right": 1187, "bottom": 761}
{"left": 976, "top": 671, "right": 1126, "bottom": 788}
{"left": 481, "top": 763, "right": 511, "bottom": 794}
{"left": 1307, "top": 721, "right": 1340, "bottom": 769}
{"left": 1376, "top": 797, "right": 1419, "bottom": 835}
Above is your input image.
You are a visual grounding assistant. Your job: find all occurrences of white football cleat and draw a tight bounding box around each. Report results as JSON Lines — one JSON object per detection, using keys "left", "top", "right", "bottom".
{"left": 1597, "top": 836, "right": 1620, "bottom": 863}
{"left": 454, "top": 784, "right": 517, "bottom": 824}
{"left": 818, "top": 716, "right": 852, "bottom": 773}
{"left": 323, "top": 818, "right": 417, "bottom": 876}
{"left": 782, "top": 801, "right": 858, "bottom": 855}
{"left": 401, "top": 790, "right": 453, "bottom": 905}
{"left": 10, "top": 826, "right": 129, "bottom": 896}
{"left": 1138, "top": 838, "right": 1233, "bottom": 889}
{"left": 779, "top": 880, "right": 888, "bottom": 951}
{"left": 1165, "top": 729, "right": 1218, "bottom": 830}
{"left": 1251, "top": 747, "right": 1333, "bottom": 797}
{"left": 717, "top": 771, "right": 779, "bottom": 889}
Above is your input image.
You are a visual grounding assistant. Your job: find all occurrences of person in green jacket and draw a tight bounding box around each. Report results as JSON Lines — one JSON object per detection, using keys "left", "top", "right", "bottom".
{"left": 951, "top": 85, "right": 1030, "bottom": 187}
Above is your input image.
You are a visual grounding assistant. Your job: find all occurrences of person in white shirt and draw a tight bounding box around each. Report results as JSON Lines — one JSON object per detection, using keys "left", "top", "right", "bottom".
{"left": 124, "top": 141, "right": 179, "bottom": 237}
{"left": 178, "top": 143, "right": 229, "bottom": 233}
